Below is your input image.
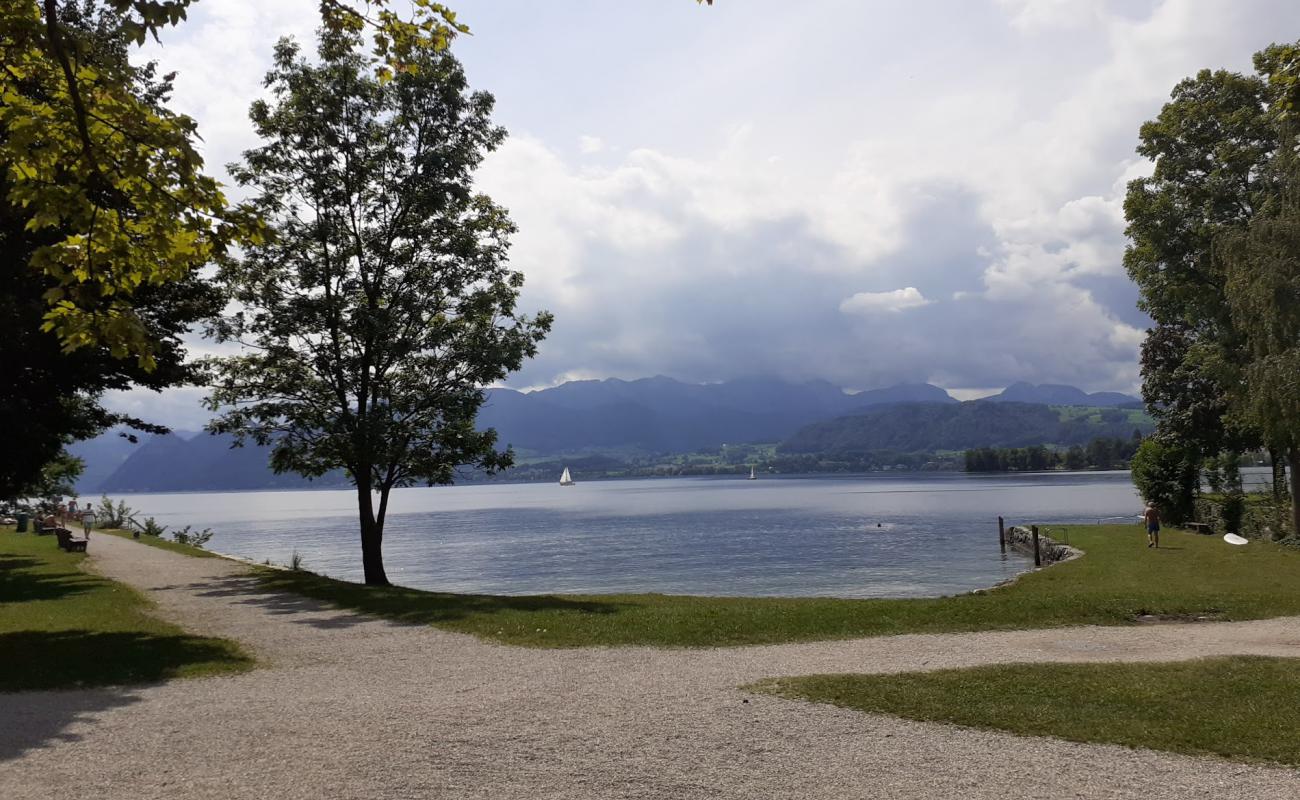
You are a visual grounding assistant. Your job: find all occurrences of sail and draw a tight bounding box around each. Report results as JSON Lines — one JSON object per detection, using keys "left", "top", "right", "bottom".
{"left": 560, "top": 467, "right": 574, "bottom": 486}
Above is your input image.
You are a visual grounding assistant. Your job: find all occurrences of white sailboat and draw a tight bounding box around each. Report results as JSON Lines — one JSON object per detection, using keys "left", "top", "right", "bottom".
{"left": 559, "top": 467, "right": 575, "bottom": 486}
{"left": 748, "top": 466, "right": 757, "bottom": 480}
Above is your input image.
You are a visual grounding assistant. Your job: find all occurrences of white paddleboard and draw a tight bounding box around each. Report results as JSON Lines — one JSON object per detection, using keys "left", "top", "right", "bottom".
{"left": 1223, "top": 533, "right": 1248, "bottom": 546}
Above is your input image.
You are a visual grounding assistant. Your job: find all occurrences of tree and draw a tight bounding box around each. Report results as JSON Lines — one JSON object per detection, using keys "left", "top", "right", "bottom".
{"left": 0, "top": 0, "right": 481, "bottom": 363}
{"left": 1130, "top": 438, "right": 1199, "bottom": 524}
{"left": 1124, "top": 48, "right": 1300, "bottom": 511}
{"left": 1086, "top": 437, "right": 1113, "bottom": 470}
{"left": 27, "top": 451, "right": 83, "bottom": 501}
{"left": 206, "top": 28, "right": 550, "bottom": 585}
{"left": 0, "top": 1, "right": 222, "bottom": 500}
{"left": 0, "top": 0, "right": 253, "bottom": 365}
{"left": 1218, "top": 157, "right": 1300, "bottom": 536}
{"left": 6, "top": 0, "right": 711, "bottom": 361}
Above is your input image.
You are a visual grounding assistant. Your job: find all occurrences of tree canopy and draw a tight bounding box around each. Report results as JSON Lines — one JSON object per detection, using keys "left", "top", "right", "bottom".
{"left": 0, "top": 0, "right": 472, "bottom": 365}
{"left": 1217, "top": 155, "right": 1300, "bottom": 535}
{"left": 0, "top": 1, "right": 221, "bottom": 500}
{"left": 206, "top": 26, "right": 550, "bottom": 584}
{"left": 1124, "top": 41, "right": 1300, "bottom": 520}
{"left": 0, "top": 0, "right": 482, "bottom": 500}
{"left": 1, "top": 0, "right": 249, "bottom": 366}
{"left": 1124, "top": 67, "right": 1274, "bottom": 458}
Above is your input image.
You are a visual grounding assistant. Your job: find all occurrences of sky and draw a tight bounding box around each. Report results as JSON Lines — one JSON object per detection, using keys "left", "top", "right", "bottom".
{"left": 103, "top": 0, "right": 1300, "bottom": 429}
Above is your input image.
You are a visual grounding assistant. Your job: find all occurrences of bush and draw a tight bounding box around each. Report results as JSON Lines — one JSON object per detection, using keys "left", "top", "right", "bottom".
{"left": 95, "top": 496, "right": 134, "bottom": 529}
{"left": 172, "top": 525, "right": 215, "bottom": 549}
{"left": 1222, "top": 494, "right": 1247, "bottom": 534}
{"left": 1131, "top": 439, "right": 1198, "bottom": 524}
{"left": 140, "top": 516, "right": 168, "bottom": 537}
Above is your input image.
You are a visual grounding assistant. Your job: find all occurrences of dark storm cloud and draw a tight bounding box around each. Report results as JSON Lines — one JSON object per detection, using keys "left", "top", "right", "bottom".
{"left": 506, "top": 182, "right": 1141, "bottom": 393}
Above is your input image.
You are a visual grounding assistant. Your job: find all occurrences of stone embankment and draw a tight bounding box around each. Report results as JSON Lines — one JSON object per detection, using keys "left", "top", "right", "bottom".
{"left": 1005, "top": 525, "right": 1082, "bottom": 566}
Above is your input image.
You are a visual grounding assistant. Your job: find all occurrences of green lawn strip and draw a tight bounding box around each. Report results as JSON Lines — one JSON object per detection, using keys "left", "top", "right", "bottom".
{"left": 0, "top": 531, "right": 253, "bottom": 691}
{"left": 97, "top": 527, "right": 220, "bottom": 558}
{"left": 752, "top": 656, "right": 1300, "bottom": 767}
{"left": 255, "top": 525, "right": 1300, "bottom": 648}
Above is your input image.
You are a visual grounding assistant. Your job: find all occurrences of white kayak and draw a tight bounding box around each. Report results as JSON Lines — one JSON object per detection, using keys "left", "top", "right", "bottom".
{"left": 1223, "top": 533, "right": 1249, "bottom": 546}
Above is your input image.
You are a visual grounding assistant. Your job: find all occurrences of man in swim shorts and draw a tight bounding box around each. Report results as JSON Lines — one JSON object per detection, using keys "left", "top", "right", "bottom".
{"left": 1143, "top": 504, "right": 1161, "bottom": 548}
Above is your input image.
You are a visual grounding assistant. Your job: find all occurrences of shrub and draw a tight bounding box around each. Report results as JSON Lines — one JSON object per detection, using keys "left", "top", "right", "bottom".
{"left": 172, "top": 525, "right": 215, "bottom": 549}
{"left": 140, "top": 516, "right": 168, "bottom": 537}
{"left": 95, "top": 496, "right": 134, "bottom": 529}
{"left": 1222, "top": 494, "right": 1247, "bottom": 534}
{"left": 1131, "top": 439, "right": 1198, "bottom": 524}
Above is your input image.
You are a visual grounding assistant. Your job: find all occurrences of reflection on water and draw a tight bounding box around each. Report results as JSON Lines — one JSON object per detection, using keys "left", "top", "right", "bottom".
{"left": 123, "top": 471, "right": 1145, "bottom": 599}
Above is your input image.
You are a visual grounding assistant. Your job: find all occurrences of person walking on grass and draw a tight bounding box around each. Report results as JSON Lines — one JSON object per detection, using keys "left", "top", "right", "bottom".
{"left": 1143, "top": 503, "right": 1161, "bottom": 548}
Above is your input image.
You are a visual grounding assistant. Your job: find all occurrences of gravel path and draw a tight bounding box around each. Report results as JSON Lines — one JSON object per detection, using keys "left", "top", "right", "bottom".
{"left": 5, "top": 534, "right": 1300, "bottom": 799}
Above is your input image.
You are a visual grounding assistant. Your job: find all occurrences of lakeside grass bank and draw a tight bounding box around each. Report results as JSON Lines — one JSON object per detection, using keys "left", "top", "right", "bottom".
{"left": 754, "top": 655, "right": 1300, "bottom": 767}
{"left": 99, "top": 527, "right": 220, "bottom": 558}
{"left": 253, "top": 524, "right": 1300, "bottom": 647}
{"left": 0, "top": 529, "right": 253, "bottom": 692}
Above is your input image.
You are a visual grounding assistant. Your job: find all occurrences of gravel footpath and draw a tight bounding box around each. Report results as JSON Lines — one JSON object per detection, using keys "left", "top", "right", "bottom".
{"left": 4, "top": 534, "right": 1300, "bottom": 799}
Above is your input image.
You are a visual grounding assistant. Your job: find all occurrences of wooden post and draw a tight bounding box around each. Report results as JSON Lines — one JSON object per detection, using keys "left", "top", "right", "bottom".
{"left": 1031, "top": 525, "right": 1041, "bottom": 567}
{"left": 998, "top": 516, "right": 1006, "bottom": 553}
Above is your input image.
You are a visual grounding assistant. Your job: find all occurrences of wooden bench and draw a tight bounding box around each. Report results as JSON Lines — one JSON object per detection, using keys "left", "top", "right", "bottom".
{"left": 53, "top": 528, "right": 89, "bottom": 552}
{"left": 1186, "top": 521, "right": 1214, "bottom": 535}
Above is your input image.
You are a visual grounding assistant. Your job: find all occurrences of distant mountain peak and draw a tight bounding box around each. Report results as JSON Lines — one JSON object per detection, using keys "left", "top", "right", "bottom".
{"left": 850, "top": 382, "right": 957, "bottom": 406}
{"left": 986, "top": 382, "right": 1138, "bottom": 407}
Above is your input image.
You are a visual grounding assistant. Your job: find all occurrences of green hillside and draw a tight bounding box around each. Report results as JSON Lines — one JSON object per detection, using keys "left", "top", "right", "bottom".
{"left": 780, "top": 401, "right": 1152, "bottom": 456}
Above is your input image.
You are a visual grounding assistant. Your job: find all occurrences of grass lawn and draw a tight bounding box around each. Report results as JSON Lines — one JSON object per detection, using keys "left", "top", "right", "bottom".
{"left": 754, "top": 656, "right": 1300, "bottom": 767}
{"left": 255, "top": 524, "right": 1300, "bottom": 648}
{"left": 98, "top": 527, "right": 220, "bottom": 558}
{"left": 0, "top": 530, "right": 253, "bottom": 692}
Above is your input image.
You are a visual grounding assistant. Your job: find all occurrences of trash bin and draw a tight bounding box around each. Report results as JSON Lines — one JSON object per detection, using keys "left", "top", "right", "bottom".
{"left": 16, "top": 513, "right": 28, "bottom": 533}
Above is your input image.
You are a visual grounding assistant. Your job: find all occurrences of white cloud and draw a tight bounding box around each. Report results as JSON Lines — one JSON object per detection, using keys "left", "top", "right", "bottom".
{"left": 839, "top": 288, "right": 932, "bottom": 315}
{"left": 103, "top": 0, "right": 1300, "bottom": 430}
{"left": 996, "top": 0, "right": 1107, "bottom": 32}
{"left": 102, "top": 387, "right": 211, "bottom": 432}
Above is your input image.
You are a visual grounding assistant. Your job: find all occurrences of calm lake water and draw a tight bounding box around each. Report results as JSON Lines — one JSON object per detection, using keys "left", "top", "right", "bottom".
{"left": 117, "top": 471, "right": 1148, "bottom": 599}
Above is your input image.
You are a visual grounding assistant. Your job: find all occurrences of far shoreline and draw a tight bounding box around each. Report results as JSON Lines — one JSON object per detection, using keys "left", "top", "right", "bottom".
{"left": 86, "top": 467, "right": 1141, "bottom": 498}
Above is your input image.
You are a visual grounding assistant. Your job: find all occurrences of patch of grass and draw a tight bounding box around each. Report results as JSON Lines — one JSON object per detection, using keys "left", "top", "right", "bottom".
{"left": 256, "top": 525, "right": 1300, "bottom": 648}
{"left": 97, "top": 527, "right": 220, "bottom": 558}
{"left": 754, "top": 656, "right": 1300, "bottom": 767}
{"left": 1054, "top": 405, "right": 1153, "bottom": 427}
{"left": 0, "top": 531, "right": 252, "bottom": 691}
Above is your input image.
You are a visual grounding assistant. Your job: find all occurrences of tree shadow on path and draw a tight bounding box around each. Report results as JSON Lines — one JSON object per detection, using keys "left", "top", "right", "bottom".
{"left": 0, "top": 682, "right": 142, "bottom": 762}
{"left": 0, "top": 630, "right": 253, "bottom": 693}
{"left": 181, "top": 570, "right": 625, "bottom": 631}
{"left": 0, "top": 630, "right": 253, "bottom": 763}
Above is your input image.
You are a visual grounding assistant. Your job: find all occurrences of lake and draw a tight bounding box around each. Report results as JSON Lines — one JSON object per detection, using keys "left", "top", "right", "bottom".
{"left": 116, "top": 470, "right": 1149, "bottom": 599}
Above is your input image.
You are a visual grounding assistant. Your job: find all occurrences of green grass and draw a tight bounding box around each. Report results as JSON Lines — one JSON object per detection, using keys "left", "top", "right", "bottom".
{"left": 0, "top": 530, "right": 253, "bottom": 691}
{"left": 256, "top": 525, "right": 1300, "bottom": 648}
{"left": 97, "top": 527, "right": 220, "bottom": 558}
{"left": 754, "top": 656, "right": 1300, "bottom": 767}
{"left": 1053, "top": 405, "right": 1153, "bottom": 427}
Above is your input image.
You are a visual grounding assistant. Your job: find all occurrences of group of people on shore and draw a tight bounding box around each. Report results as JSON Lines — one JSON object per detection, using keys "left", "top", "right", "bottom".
{"left": 25, "top": 499, "right": 95, "bottom": 534}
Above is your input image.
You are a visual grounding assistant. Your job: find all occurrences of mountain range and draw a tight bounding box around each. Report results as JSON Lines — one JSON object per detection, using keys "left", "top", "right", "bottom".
{"left": 69, "top": 377, "right": 1141, "bottom": 493}
{"left": 475, "top": 377, "right": 955, "bottom": 453}
{"left": 984, "top": 382, "right": 1141, "bottom": 408}
{"left": 781, "top": 401, "right": 1150, "bottom": 455}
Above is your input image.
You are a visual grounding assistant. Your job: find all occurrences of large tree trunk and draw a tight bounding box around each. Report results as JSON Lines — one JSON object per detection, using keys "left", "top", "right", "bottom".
{"left": 1270, "top": 447, "right": 1288, "bottom": 502}
{"left": 1288, "top": 448, "right": 1300, "bottom": 540}
{"left": 357, "top": 483, "right": 390, "bottom": 586}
